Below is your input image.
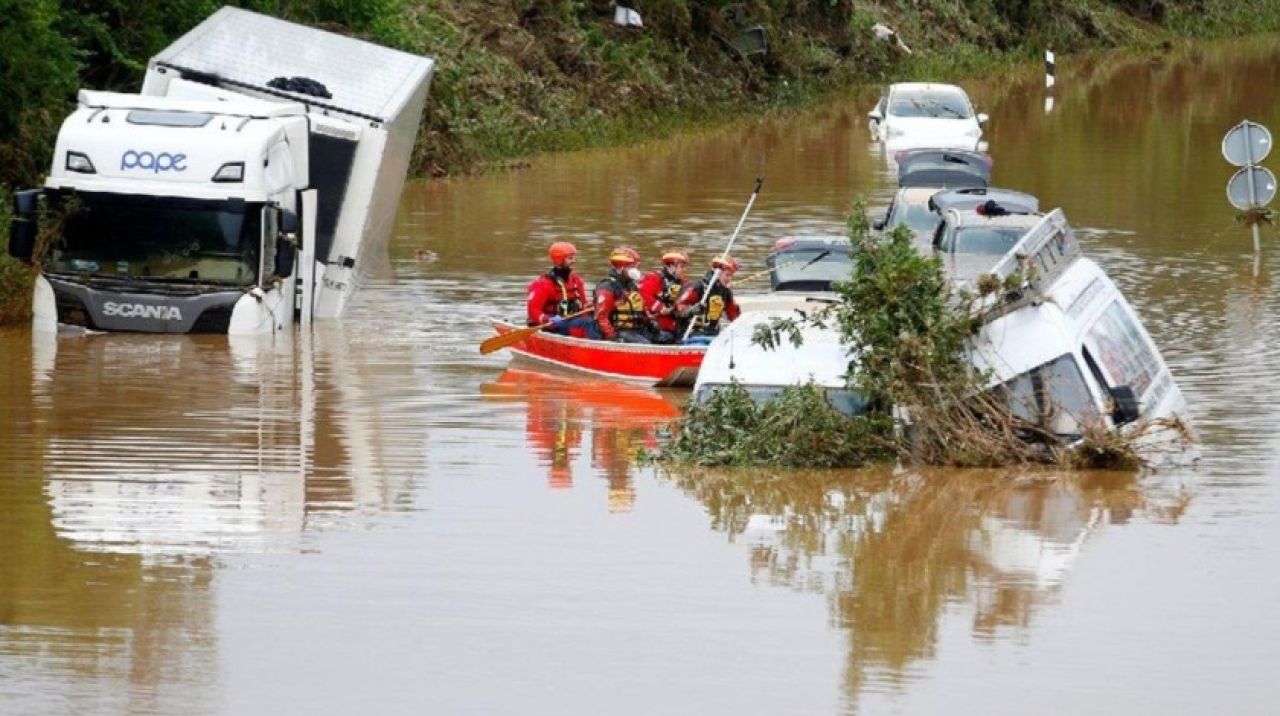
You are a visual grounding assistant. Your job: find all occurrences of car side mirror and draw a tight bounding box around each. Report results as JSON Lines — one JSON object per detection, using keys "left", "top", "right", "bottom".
{"left": 976, "top": 112, "right": 989, "bottom": 125}
{"left": 868, "top": 109, "right": 883, "bottom": 122}
{"left": 1110, "top": 384, "right": 1141, "bottom": 425}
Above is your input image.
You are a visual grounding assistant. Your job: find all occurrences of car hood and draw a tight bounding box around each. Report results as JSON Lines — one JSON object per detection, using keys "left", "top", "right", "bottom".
{"left": 884, "top": 117, "right": 982, "bottom": 151}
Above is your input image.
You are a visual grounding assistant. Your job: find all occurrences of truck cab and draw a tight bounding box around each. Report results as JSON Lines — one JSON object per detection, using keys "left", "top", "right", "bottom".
{"left": 8, "top": 7, "right": 434, "bottom": 335}
{"left": 18, "top": 91, "right": 307, "bottom": 333}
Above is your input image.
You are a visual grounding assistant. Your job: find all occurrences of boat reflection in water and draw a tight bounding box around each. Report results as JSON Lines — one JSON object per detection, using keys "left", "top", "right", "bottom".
{"left": 661, "top": 464, "right": 1190, "bottom": 701}
{"left": 480, "top": 367, "right": 683, "bottom": 513}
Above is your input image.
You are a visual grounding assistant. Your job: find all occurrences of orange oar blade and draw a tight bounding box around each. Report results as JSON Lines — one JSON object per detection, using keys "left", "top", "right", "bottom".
{"left": 480, "top": 324, "right": 544, "bottom": 355}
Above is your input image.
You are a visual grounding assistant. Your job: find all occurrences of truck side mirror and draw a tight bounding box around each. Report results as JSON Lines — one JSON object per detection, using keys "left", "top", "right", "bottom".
{"left": 274, "top": 237, "right": 296, "bottom": 278}
{"left": 280, "top": 209, "right": 299, "bottom": 235}
{"left": 8, "top": 219, "right": 36, "bottom": 263}
{"left": 1110, "top": 384, "right": 1141, "bottom": 425}
{"left": 7, "top": 190, "right": 41, "bottom": 263}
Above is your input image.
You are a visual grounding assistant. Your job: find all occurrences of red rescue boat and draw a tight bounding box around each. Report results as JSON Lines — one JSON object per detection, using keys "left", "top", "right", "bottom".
{"left": 488, "top": 320, "right": 705, "bottom": 387}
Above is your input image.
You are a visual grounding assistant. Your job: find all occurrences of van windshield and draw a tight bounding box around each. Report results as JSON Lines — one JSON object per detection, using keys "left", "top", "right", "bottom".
{"left": 46, "top": 193, "right": 261, "bottom": 287}
{"left": 996, "top": 354, "right": 1101, "bottom": 438}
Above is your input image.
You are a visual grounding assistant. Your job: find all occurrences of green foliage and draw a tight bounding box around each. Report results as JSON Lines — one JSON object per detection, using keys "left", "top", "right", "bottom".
{"left": 654, "top": 382, "right": 895, "bottom": 468}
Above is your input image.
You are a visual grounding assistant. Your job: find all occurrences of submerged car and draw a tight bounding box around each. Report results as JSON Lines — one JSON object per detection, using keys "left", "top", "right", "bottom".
{"left": 876, "top": 149, "right": 993, "bottom": 246}
{"left": 692, "top": 309, "right": 868, "bottom": 418}
{"left": 930, "top": 200, "right": 1043, "bottom": 286}
{"left": 735, "top": 235, "right": 852, "bottom": 314}
{"left": 868, "top": 83, "right": 988, "bottom": 151}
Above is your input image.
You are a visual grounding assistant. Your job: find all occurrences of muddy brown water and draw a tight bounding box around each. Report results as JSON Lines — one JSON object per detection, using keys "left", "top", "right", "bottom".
{"left": 4, "top": 36, "right": 1280, "bottom": 714}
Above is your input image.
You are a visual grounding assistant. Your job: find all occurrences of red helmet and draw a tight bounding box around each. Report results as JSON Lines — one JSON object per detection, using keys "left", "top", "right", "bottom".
{"left": 548, "top": 241, "right": 577, "bottom": 267}
{"left": 609, "top": 246, "right": 640, "bottom": 268}
{"left": 711, "top": 255, "right": 740, "bottom": 274}
{"left": 661, "top": 250, "right": 689, "bottom": 265}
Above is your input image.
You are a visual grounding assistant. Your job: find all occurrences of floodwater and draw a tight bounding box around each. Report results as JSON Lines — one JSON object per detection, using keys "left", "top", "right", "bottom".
{"left": 4, "top": 35, "right": 1280, "bottom": 714}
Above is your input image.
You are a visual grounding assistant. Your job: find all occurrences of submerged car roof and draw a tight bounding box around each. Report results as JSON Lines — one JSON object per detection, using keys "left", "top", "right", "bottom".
{"left": 946, "top": 207, "right": 1043, "bottom": 229}
{"left": 930, "top": 187, "right": 1039, "bottom": 214}
{"left": 896, "top": 148, "right": 991, "bottom": 188}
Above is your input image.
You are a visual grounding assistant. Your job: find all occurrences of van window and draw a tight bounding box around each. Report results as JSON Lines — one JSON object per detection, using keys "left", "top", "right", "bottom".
{"left": 1084, "top": 301, "right": 1158, "bottom": 398}
{"left": 996, "top": 354, "right": 1101, "bottom": 438}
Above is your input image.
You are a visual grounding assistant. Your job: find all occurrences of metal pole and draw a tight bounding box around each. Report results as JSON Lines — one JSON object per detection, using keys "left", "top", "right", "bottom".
{"left": 681, "top": 177, "right": 764, "bottom": 342}
{"left": 1243, "top": 123, "right": 1263, "bottom": 254}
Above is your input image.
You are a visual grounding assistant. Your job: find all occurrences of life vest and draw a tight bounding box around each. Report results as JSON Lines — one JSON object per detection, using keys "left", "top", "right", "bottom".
{"left": 661, "top": 271, "right": 682, "bottom": 306}
{"left": 547, "top": 269, "right": 583, "bottom": 316}
{"left": 686, "top": 273, "right": 735, "bottom": 334}
{"left": 597, "top": 274, "right": 646, "bottom": 330}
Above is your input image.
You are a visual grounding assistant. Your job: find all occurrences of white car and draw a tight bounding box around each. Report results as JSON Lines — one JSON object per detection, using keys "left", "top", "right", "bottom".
{"left": 868, "top": 83, "right": 988, "bottom": 151}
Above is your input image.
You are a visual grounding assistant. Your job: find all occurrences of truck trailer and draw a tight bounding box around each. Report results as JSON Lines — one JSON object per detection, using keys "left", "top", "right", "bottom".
{"left": 7, "top": 7, "right": 434, "bottom": 334}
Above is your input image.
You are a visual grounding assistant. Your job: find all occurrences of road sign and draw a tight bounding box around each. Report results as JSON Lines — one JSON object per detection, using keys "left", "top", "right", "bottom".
{"left": 1223, "top": 120, "right": 1272, "bottom": 167}
{"left": 1226, "top": 165, "right": 1277, "bottom": 210}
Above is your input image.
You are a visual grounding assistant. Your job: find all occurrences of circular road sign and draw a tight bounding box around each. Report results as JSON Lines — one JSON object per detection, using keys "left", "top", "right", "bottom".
{"left": 1227, "top": 165, "right": 1278, "bottom": 210}
{"left": 1223, "top": 120, "right": 1272, "bottom": 167}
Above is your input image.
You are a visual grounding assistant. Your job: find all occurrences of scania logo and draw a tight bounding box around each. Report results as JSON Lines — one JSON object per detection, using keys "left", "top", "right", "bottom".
{"left": 120, "top": 150, "right": 188, "bottom": 173}
{"left": 102, "top": 301, "right": 183, "bottom": 320}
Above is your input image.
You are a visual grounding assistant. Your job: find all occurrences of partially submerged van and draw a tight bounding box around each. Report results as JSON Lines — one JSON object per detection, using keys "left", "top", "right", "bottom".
{"left": 695, "top": 209, "right": 1188, "bottom": 443}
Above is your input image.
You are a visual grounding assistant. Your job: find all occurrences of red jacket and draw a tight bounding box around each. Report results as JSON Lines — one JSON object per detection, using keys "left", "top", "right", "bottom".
{"left": 527, "top": 269, "right": 588, "bottom": 325}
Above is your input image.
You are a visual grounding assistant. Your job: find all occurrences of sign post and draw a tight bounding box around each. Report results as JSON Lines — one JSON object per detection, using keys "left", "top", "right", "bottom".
{"left": 1223, "top": 120, "right": 1274, "bottom": 254}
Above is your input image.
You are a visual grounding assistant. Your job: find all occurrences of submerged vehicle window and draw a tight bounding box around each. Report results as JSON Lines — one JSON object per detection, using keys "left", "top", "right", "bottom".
{"left": 1085, "top": 301, "right": 1159, "bottom": 398}
{"left": 950, "top": 227, "right": 1025, "bottom": 254}
{"left": 997, "top": 354, "right": 1101, "bottom": 438}
{"left": 890, "top": 204, "right": 943, "bottom": 235}
{"left": 770, "top": 248, "right": 853, "bottom": 288}
{"left": 48, "top": 194, "right": 261, "bottom": 286}
{"left": 888, "top": 89, "right": 974, "bottom": 119}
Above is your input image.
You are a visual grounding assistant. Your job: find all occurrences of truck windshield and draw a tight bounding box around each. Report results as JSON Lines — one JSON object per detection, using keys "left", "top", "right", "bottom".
{"left": 46, "top": 193, "right": 261, "bottom": 286}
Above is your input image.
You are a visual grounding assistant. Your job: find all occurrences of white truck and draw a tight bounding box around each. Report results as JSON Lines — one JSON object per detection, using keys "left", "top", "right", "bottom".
{"left": 7, "top": 7, "right": 434, "bottom": 334}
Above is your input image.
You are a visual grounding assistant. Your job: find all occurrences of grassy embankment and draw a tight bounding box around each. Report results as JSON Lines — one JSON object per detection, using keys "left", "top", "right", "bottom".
{"left": 4, "top": 0, "right": 1280, "bottom": 323}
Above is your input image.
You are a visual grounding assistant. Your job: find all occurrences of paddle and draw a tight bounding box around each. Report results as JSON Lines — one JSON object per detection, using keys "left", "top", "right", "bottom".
{"left": 480, "top": 307, "right": 593, "bottom": 355}
{"left": 681, "top": 176, "right": 764, "bottom": 341}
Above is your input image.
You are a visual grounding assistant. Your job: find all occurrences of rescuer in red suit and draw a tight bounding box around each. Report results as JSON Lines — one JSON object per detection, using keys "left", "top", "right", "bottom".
{"left": 526, "top": 241, "right": 596, "bottom": 338}
{"left": 639, "top": 249, "right": 689, "bottom": 344}
{"left": 593, "top": 246, "right": 653, "bottom": 342}
{"left": 675, "top": 255, "right": 742, "bottom": 338}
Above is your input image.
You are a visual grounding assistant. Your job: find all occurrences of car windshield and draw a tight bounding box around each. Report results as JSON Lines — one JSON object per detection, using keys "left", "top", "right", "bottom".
{"left": 890, "top": 204, "right": 943, "bottom": 235}
{"left": 888, "top": 88, "right": 973, "bottom": 119}
{"left": 47, "top": 193, "right": 261, "bottom": 286}
{"left": 769, "top": 247, "right": 853, "bottom": 290}
{"left": 951, "top": 226, "right": 1026, "bottom": 254}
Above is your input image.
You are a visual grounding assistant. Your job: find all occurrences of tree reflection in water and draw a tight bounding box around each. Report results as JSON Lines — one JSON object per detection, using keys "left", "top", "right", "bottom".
{"left": 660, "top": 465, "right": 1190, "bottom": 702}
